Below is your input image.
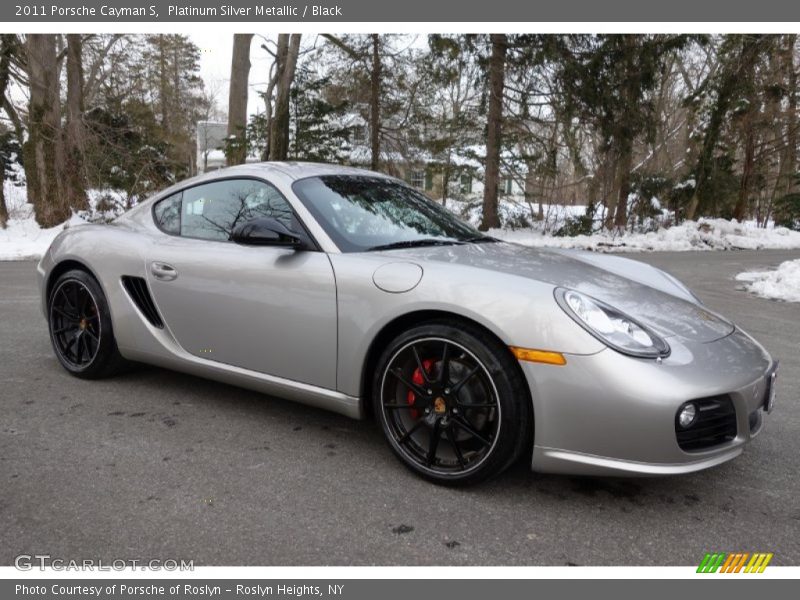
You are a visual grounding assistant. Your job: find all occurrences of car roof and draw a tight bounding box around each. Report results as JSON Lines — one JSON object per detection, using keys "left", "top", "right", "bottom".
{"left": 205, "top": 161, "right": 393, "bottom": 182}
{"left": 117, "top": 162, "right": 401, "bottom": 226}
{"left": 145, "top": 162, "right": 397, "bottom": 203}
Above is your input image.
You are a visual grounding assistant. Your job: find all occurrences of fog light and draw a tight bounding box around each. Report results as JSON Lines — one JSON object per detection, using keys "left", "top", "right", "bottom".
{"left": 678, "top": 403, "right": 697, "bottom": 429}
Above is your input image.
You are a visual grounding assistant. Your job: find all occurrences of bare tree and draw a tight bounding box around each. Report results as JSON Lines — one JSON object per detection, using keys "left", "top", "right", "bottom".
{"left": 368, "top": 34, "right": 381, "bottom": 171}
{"left": 25, "top": 34, "right": 69, "bottom": 227}
{"left": 268, "top": 34, "right": 301, "bottom": 161}
{"left": 479, "top": 34, "right": 507, "bottom": 231}
{"left": 226, "top": 33, "right": 253, "bottom": 166}
{"left": 0, "top": 34, "right": 17, "bottom": 228}
{"left": 64, "top": 34, "right": 87, "bottom": 211}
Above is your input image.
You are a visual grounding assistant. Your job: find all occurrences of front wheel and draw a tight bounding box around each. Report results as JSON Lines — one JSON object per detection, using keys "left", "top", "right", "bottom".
{"left": 372, "top": 320, "right": 531, "bottom": 486}
{"left": 48, "top": 269, "right": 128, "bottom": 379}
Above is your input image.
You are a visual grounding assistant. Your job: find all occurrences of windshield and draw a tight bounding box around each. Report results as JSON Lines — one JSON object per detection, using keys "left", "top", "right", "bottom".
{"left": 291, "top": 175, "right": 489, "bottom": 252}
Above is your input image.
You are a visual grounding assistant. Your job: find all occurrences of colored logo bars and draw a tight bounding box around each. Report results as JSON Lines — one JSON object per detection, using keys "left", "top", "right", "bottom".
{"left": 697, "top": 552, "right": 773, "bottom": 573}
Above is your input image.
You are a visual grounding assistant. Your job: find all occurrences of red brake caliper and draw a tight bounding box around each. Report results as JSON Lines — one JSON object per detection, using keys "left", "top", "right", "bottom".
{"left": 408, "top": 359, "right": 434, "bottom": 420}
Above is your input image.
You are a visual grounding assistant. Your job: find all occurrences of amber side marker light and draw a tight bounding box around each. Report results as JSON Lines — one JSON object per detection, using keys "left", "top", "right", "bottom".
{"left": 509, "top": 346, "right": 567, "bottom": 366}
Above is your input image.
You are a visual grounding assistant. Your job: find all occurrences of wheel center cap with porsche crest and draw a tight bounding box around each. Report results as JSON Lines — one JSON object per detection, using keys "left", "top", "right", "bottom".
{"left": 433, "top": 396, "right": 447, "bottom": 414}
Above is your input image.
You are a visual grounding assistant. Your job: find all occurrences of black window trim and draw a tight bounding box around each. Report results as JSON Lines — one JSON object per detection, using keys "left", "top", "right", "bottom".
{"left": 150, "top": 175, "right": 321, "bottom": 251}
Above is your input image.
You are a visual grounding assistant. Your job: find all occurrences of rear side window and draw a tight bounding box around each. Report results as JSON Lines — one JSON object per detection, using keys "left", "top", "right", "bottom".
{"left": 153, "top": 192, "right": 181, "bottom": 234}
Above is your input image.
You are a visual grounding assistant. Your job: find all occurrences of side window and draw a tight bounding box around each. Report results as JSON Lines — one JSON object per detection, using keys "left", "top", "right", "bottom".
{"left": 178, "top": 179, "right": 296, "bottom": 241}
{"left": 153, "top": 192, "right": 182, "bottom": 234}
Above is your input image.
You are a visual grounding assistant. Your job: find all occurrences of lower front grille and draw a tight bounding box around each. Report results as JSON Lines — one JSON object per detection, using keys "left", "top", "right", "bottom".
{"left": 676, "top": 395, "right": 737, "bottom": 452}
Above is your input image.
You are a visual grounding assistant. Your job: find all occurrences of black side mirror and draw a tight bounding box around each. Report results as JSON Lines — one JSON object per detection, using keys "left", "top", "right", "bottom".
{"left": 230, "top": 217, "right": 302, "bottom": 247}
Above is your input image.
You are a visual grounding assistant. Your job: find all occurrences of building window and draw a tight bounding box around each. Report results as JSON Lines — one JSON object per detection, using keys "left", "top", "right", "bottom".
{"left": 410, "top": 170, "right": 425, "bottom": 189}
{"left": 351, "top": 125, "right": 367, "bottom": 145}
{"left": 500, "top": 176, "right": 514, "bottom": 196}
{"left": 459, "top": 173, "right": 473, "bottom": 194}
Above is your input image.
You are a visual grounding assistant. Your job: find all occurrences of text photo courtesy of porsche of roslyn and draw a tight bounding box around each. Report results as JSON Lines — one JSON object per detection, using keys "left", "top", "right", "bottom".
{"left": 1, "top": 0, "right": 799, "bottom": 591}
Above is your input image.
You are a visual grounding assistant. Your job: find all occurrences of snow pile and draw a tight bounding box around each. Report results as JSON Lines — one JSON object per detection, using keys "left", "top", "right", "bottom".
{"left": 452, "top": 197, "right": 588, "bottom": 232}
{"left": 736, "top": 260, "right": 800, "bottom": 303}
{"left": 490, "top": 218, "right": 800, "bottom": 253}
{"left": 3, "top": 171, "right": 800, "bottom": 260}
{"left": 1, "top": 174, "right": 89, "bottom": 261}
{"left": 0, "top": 212, "right": 87, "bottom": 261}
{"left": 82, "top": 188, "right": 131, "bottom": 222}
{"left": 0, "top": 172, "right": 130, "bottom": 260}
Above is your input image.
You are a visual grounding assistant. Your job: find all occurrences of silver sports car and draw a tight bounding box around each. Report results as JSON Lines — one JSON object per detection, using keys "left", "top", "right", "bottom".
{"left": 37, "top": 163, "right": 778, "bottom": 485}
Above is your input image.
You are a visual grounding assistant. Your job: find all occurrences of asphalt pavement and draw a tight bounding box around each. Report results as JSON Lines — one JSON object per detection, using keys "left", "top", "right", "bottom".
{"left": 1, "top": 250, "right": 799, "bottom": 566}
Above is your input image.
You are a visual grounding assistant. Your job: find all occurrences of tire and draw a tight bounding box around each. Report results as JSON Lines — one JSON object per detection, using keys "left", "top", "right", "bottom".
{"left": 48, "top": 269, "right": 128, "bottom": 379}
{"left": 372, "top": 319, "right": 531, "bottom": 486}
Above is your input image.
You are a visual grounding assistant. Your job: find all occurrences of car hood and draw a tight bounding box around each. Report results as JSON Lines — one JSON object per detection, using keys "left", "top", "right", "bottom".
{"left": 385, "top": 241, "right": 734, "bottom": 343}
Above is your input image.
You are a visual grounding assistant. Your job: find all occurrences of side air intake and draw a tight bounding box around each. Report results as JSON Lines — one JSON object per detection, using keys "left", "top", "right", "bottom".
{"left": 121, "top": 276, "right": 164, "bottom": 329}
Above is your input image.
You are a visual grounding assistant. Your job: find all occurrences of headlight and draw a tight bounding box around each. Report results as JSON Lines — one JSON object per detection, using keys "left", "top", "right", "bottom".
{"left": 555, "top": 288, "right": 670, "bottom": 358}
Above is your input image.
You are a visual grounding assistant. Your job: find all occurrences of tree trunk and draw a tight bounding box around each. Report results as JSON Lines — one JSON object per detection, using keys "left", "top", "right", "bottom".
{"left": 523, "top": 163, "right": 539, "bottom": 221}
{"left": 0, "top": 34, "right": 16, "bottom": 228}
{"left": 268, "top": 34, "right": 301, "bottom": 161}
{"left": 602, "top": 152, "right": 619, "bottom": 229}
{"left": 260, "top": 58, "right": 279, "bottom": 160}
{"left": 25, "top": 34, "right": 68, "bottom": 227}
{"left": 0, "top": 154, "right": 6, "bottom": 228}
{"left": 369, "top": 34, "right": 381, "bottom": 171}
{"left": 685, "top": 190, "right": 702, "bottom": 222}
{"left": 613, "top": 143, "right": 633, "bottom": 229}
{"left": 733, "top": 58, "right": 760, "bottom": 222}
{"left": 226, "top": 33, "right": 253, "bottom": 166}
{"left": 775, "top": 34, "right": 798, "bottom": 199}
{"left": 610, "top": 35, "right": 637, "bottom": 230}
{"left": 733, "top": 125, "right": 755, "bottom": 222}
{"left": 64, "top": 34, "right": 88, "bottom": 213}
{"left": 479, "top": 34, "right": 506, "bottom": 231}
{"left": 157, "top": 36, "right": 170, "bottom": 134}
{"left": 687, "top": 37, "right": 758, "bottom": 221}
{"left": 441, "top": 153, "right": 451, "bottom": 205}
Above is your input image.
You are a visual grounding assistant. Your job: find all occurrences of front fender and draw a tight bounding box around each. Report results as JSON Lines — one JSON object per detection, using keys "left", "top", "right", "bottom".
{"left": 330, "top": 253, "right": 605, "bottom": 398}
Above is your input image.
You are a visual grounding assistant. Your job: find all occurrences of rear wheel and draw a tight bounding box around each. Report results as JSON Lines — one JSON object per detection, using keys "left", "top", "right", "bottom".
{"left": 372, "top": 320, "right": 531, "bottom": 486}
{"left": 48, "top": 269, "right": 127, "bottom": 379}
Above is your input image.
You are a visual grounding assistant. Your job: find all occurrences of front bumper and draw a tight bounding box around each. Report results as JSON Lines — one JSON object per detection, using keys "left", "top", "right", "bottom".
{"left": 523, "top": 328, "right": 774, "bottom": 476}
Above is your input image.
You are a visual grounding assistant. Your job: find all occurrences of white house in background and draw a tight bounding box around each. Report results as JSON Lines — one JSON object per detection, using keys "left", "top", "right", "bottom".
{"left": 195, "top": 119, "right": 526, "bottom": 201}
{"left": 196, "top": 121, "right": 261, "bottom": 174}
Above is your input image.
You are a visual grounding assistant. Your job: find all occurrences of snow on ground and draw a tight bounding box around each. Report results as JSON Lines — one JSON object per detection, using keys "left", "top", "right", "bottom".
{"left": 0, "top": 175, "right": 130, "bottom": 260}
{"left": 452, "top": 197, "right": 586, "bottom": 231}
{"left": 0, "top": 210, "right": 87, "bottom": 261}
{"left": 735, "top": 260, "right": 800, "bottom": 303}
{"left": 3, "top": 177, "right": 800, "bottom": 259}
{"left": 489, "top": 218, "right": 800, "bottom": 253}
{"left": 0, "top": 174, "right": 85, "bottom": 260}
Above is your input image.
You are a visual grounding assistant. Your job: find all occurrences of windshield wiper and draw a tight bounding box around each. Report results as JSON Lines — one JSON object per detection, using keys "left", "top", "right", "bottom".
{"left": 462, "top": 235, "right": 498, "bottom": 244}
{"left": 366, "top": 239, "right": 465, "bottom": 252}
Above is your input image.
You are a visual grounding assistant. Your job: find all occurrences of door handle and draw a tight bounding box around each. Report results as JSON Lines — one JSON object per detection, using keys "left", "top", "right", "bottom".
{"left": 150, "top": 262, "right": 178, "bottom": 281}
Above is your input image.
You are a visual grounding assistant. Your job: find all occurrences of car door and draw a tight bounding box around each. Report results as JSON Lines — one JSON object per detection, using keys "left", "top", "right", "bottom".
{"left": 147, "top": 177, "right": 337, "bottom": 390}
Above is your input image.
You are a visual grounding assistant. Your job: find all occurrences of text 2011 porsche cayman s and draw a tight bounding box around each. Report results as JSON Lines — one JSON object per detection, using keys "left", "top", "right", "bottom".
{"left": 37, "top": 163, "right": 778, "bottom": 485}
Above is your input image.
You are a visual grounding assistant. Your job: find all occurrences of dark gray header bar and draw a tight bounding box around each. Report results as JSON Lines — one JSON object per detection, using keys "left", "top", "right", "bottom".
{"left": 3, "top": 0, "right": 800, "bottom": 22}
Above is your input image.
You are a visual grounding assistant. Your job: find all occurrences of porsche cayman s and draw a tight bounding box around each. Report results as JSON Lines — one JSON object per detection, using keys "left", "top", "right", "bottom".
{"left": 37, "top": 163, "right": 778, "bottom": 485}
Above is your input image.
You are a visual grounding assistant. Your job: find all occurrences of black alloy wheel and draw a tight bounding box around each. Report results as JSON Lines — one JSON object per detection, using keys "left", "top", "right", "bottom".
{"left": 50, "top": 278, "right": 102, "bottom": 368}
{"left": 374, "top": 321, "right": 530, "bottom": 485}
{"left": 48, "top": 269, "right": 127, "bottom": 379}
